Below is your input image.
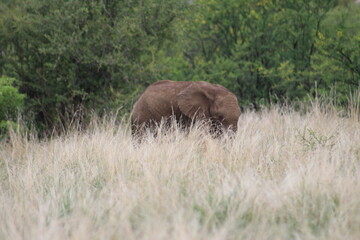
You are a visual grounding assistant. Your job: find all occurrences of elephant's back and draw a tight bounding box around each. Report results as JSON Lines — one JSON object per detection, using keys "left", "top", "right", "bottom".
{"left": 148, "top": 80, "right": 191, "bottom": 91}
{"left": 131, "top": 80, "right": 185, "bottom": 123}
{"left": 141, "top": 80, "right": 191, "bottom": 103}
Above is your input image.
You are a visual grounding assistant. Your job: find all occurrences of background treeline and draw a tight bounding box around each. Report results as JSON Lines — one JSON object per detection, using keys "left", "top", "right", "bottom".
{"left": 0, "top": 0, "right": 359, "bottom": 134}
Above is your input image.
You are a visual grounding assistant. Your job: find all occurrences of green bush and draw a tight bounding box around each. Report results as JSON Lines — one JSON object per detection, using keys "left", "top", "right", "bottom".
{"left": 157, "top": 0, "right": 359, "bottom": 108}
{"left": 0, "top": 0, "right": 187, "bottom": 132}
{"left": 0, "top": 76, "right": 25, "bottom": 135}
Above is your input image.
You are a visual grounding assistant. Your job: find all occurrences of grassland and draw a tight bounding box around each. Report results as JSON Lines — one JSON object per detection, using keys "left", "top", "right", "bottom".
{"left": 0, "top": 105, "right": 359, "bottom": 240}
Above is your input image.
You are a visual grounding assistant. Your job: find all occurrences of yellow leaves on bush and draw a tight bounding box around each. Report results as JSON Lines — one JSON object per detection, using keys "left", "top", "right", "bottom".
{"left": 278, "top": 61, "right": 295, "bottom": 81}
{"left": 257, "top": 0, "right": 270, "bottom": 6}
{"left": 336, "top": 31, "right": 343, "bottom": 38}
{"left": 250, "top": 10, "right": 260, "bottom": 19}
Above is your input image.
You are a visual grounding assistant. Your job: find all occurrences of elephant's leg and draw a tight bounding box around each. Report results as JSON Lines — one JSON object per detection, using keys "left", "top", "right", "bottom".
{"left": 131, "top": 122, "right": 145, "bottom": 141}
{"left": 210, "top": 120, "right": 223, "bottom": 138}
{"left": 177, "top": 114, "right": 192, "bottom": 131}
{"left": 132, "top": 119, "right": 160, "bottom": 142}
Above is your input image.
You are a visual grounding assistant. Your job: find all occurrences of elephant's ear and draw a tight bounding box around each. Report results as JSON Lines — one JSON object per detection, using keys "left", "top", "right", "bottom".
{"left": 176, "top": 82, "right": 213, "bottom": 119}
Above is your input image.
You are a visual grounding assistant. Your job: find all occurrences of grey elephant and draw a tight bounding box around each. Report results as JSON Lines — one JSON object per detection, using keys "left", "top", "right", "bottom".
{"left": 131, "top": 80, "right": 240, "bottom": 137}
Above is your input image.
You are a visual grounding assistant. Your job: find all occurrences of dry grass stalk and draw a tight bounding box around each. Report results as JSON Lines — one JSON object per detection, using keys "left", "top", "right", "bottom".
{"left": 0, "top": 105, "right": 359, "bottom": 240}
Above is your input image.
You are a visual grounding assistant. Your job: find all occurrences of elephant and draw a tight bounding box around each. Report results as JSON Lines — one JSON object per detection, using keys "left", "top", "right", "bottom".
{"left": 131, "top": 80, "right": 241, "bottom": 138}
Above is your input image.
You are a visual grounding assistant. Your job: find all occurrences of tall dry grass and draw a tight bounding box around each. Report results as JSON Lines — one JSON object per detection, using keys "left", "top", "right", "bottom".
{"left": 0, "top": 104, "right": 359, "bottom": 240}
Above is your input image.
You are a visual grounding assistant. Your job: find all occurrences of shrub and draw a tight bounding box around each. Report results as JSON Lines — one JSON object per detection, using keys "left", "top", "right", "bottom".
{"left": 0, "top": 76, "right": 25, "bottom": 135}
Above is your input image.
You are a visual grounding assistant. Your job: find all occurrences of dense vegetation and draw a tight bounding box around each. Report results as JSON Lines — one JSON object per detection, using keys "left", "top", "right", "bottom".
{"left": 0, "top": 0, "right": 359, "bottom": 133}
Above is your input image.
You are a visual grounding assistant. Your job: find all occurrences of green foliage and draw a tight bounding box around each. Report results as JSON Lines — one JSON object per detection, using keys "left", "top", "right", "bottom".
{"left": 166, "top": 0, "right": 342, "bottom": 107}
{"left": 0, "top": 0, "right": 186, "bottom": 132}
{"left": 316, "top": 5, "right": 360, "bottom": 101}
{"left": 0, "top": 0, "right": 359, "bottom": 133}
{"left": 0, "top": 76, "right": 25, "bottom": 135}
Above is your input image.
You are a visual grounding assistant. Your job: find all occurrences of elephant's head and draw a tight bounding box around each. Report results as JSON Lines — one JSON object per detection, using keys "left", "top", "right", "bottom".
{"left": 176, "top": 81, "right": 240, "bottom": 132}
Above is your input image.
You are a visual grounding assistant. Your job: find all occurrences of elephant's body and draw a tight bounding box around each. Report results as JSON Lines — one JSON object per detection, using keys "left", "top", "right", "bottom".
{"left": 131, "top": 80, "right": 191, "bottom": 126}
{"left": 131, "top": 80, "right": 240, "bottom": 137}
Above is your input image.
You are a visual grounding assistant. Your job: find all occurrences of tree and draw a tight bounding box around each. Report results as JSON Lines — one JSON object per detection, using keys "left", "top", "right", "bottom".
{"left": 163, "top": 0, "right": 340, "bottom": 107}
{"left": 0, "top": 0, "right": 186, "bottom": 132}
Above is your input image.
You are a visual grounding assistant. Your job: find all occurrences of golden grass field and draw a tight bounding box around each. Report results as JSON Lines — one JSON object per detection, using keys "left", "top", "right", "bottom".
{"left": 0, "top": 104, "right": 360, "bottom": 240}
